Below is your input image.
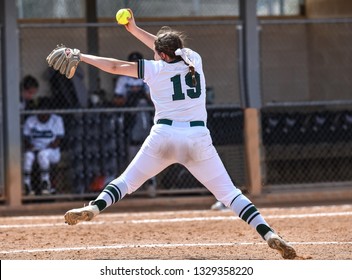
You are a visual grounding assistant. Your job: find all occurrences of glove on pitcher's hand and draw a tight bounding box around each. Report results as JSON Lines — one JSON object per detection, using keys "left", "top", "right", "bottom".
{"left": 46, "top": 44, "right": 81, "bottom": 79}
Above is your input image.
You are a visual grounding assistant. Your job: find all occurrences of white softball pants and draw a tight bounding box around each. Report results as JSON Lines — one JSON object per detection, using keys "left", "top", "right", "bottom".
{"left": 119, "top": 123, "right": 242, "bottom": 206}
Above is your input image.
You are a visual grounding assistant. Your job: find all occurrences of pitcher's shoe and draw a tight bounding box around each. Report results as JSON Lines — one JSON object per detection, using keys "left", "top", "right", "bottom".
{"left": 64, "top": 201, "right": 100, "bottom": 225}
{"left": 266, "top": 232, "right": 297, "bottom": 259}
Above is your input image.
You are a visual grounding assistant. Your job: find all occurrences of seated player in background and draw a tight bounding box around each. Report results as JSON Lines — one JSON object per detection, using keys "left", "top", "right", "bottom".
{"left": 23, "top": 97, "right": 65, "bottom": 195}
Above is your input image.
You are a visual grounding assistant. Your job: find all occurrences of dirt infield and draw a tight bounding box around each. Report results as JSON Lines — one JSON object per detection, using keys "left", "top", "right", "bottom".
{"left": 0, "top": 203, "right": 351, "bottom": 260}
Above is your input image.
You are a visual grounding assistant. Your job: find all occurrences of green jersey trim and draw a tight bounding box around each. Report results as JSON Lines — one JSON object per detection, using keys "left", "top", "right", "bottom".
{"left": 138, "top": 59, "right": 144, "bottom": 79}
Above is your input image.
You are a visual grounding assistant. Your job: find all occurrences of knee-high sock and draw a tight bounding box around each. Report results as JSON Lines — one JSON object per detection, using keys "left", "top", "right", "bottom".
{"left": 93, "top": 177, "right": 128, "bottom": 212}
{"left": 229, "top": 193, "right": 273, "bottom": 239}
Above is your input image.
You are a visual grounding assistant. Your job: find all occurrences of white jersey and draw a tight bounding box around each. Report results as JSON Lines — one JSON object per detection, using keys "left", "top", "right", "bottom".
{"left": 138, "top": 48, "right": 207, "bottom": 123}
{"left": 23, "top": 114, "right": 65, "bottom": 151}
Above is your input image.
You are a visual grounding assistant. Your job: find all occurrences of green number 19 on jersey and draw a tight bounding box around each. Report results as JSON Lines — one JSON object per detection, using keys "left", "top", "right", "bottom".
{"left": 171, "top": 72, "right": 201, "bottom": 101}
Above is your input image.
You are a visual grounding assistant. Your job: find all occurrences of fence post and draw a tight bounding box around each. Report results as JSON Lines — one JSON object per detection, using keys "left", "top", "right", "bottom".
{"left": 244, "top": 108, "right": 262, "bottom": 196}
{"left": 1, "top": 0, "right": 22, "bottom": 206}
{"left": 239, "top": 0, "right": 263, "bottom": 195}
{"left": 86, "top": 0, "right": 99, "bottom": 101}
{"left": 239, "top": 0, "right": 262, "bottom": 108}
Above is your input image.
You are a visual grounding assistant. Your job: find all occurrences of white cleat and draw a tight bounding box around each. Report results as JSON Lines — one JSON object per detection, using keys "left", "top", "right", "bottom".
{"left": 266, "top": 232, "right": 297, "bottom": 259}
{"left": 210, "top": 201, "right": 227, "bottom": 211}
{"left": 64, "top": 203, "right": 100, "bottom": 226}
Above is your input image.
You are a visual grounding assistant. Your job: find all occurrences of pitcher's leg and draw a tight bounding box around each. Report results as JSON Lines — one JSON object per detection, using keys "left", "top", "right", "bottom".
{"left": 193, "top": 166, "right": 273, "bottom": 237}
{"left": 65, "top": 148, "right": 172, "bottom": 224}
{"left": 186, "top": 156, "right": 297, "bottom": 259}
{"left": 92, "top": 153, "right": 169, "bottom": 213}
{"left": 187, "top": 155, "right": 270, "bottom": 232}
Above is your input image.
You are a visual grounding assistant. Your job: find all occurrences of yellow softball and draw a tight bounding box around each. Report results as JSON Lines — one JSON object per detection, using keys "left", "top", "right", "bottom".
{"left": 115, "top": 9, "right": 131, "bottom": 25}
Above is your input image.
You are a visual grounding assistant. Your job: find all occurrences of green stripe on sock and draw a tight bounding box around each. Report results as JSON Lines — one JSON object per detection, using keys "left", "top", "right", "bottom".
{"left": 108, "top": 183, "right": 122, "bottom": 200}
{"left": 106, "top": 185, "right": 120, "bottom": 203}
{"left": 94, "top": 200, "right": 107, "bottom": 212}
{"left": 241, "top": 206, "right": 258, "bottom": 222}
{"left": 256, "top": 224, "right": 272, "bottom": 239}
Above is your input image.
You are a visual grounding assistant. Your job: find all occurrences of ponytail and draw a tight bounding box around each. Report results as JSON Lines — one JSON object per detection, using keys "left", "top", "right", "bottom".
{"left": 175, "top": 48, "right": 197, "bottom": 87}
{"left": 189, "top": 65, "right": 197, "bottom": 87}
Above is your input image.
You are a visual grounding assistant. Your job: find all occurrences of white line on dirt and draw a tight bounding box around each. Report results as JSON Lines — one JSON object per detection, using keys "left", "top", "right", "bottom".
{"left": 0, "top": 211, "right": 352, "bottom": 229}
{"left": 4, "top": 204, "right": 352, "bottom": 220}
{"left": 0, "top": 241, "right": 351, "bottom": 255}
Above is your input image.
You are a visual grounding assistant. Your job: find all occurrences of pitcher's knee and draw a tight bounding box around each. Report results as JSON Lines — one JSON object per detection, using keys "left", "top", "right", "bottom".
{"left": 214, "top": 188, "right": 242, "bottom": 207}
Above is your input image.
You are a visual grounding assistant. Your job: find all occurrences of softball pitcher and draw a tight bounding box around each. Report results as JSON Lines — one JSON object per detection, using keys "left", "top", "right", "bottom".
{"left": 48, "top": 9, "right": 297, "bottom": 259}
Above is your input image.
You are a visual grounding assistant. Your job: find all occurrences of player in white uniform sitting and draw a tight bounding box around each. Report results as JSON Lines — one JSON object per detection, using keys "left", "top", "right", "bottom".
{"left": 63, "top": 10, "right": 297, "bottom": 259}
{"left": 113, "top": 51, "right": 150, "bottom": 107}
{"left": 23, "top": 98, "right": 65, "bottom": 195}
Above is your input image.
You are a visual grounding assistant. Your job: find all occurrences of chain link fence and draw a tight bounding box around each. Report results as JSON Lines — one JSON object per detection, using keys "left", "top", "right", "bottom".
{"left": 19, "top": 21, "right": 245, "bottom": 199}
{"left": 18, "top": 17, "right": 352, "bottom": 200}
{"left": 261, "top": 104, "right": 352, "bottom": 189}
{"left": 21, "top": 106, "right": 245, "bottom": 198}
{"left": 260, "top": 19, "right": 352, "bottom": 191}
{"left": 17, "top": 0, "right": 302, "bottom": 19}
